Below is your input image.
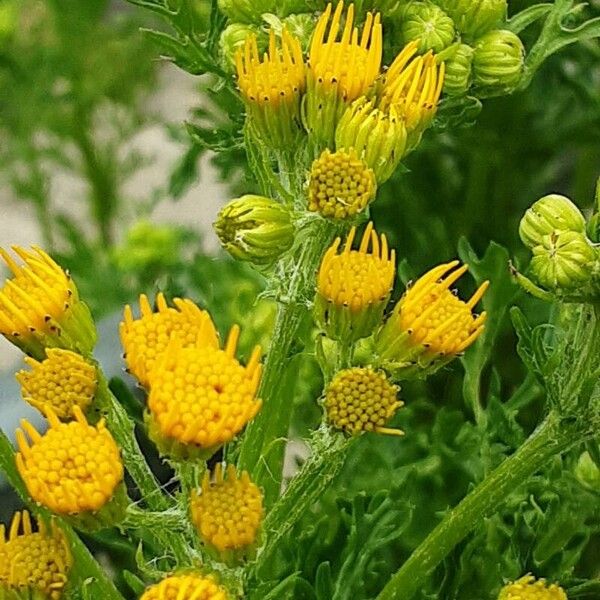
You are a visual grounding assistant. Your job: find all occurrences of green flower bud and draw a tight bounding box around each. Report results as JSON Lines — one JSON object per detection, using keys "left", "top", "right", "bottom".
{"left": 220, "top": 23, "right": 264, "bottom": 70}
{"left": 442, "top": 43, "right": 474, "bottom": 96}
{"left": 530, "top": 230, "right": 597, "bottom": 291}
{"left": 400, "top": 1, "right": 456, "bottom": 54}
{"left": 575, "top": 451, "right": 600, "bottom": 492}
{"left": 519, "top": 194, "right": 587, "bottom": 250}
{"left": 218, "top": 0, "right": 256, "bottom": 23}
{"left": 281, "top": 13, "right": 316, "bottom": 51}
{"left": 436, "top": 0, "right": 506, "bottom": 41}
{"left": 472, "top": 29, "right": 525, "bottom": 97}
{"left": 214, "top": 195, "right": 295, "bottom": 266}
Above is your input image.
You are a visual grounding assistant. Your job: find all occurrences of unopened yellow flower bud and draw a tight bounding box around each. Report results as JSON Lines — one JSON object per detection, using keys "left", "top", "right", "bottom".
{"left": 530, "top": 230, "right": 596, "bottom": 292}
{"left": 214, "top": 195, "right": 294, "bottom": 266}
{"left": 190, "top": 464, "right": 263, "bottom": 559}
{"left": 308, "top": 148, "right": 377, "bottom": 219}
{"left": 16, "top": 407, "right": 126, "bottom": 526}
{"left": 220, "top": 23, "right": 264, "bottom": 70}
{"left": 0, "top": 246, "right": 96, "bottom": 359}
{"left": 140, "top": 574, "right": 228, "bottom": 600}
{"left": 236, "top": 28, "right": 305, "bottom": 149}
{"left": 325, "top": 367, "right": 403, "bottom": 436}
{"left": 472, "top": 29, "right": 524, "bottom": 97}
{"left": 442, "top": 43, "right": 474, "bottom": 96}
{"left": 437, "top": 0, "right": 507, "bottom": 41}
{"left": 336, "top": 97, "right": 407, "bottom": 183}
{"left": 316, "top": 223, "right": 395, "bottom": 341}
{"left": 519, "top": 194, "right": 587, "bottom": 250}
{"left": 305, "top": 1, "right": 382, "bottom": 148}
{"left": 120, "top": 292, "right": 219, "bottom": 388}
{"left": 16, "top": 348, "right": 97, "bottom": 420}
{"left": 375, "top": 261, "right": 488, "bottom": 378}
{"left": 0, "top": 511, "right": 71, "bottom": 600}
{"left": 498, "top": 574, "right": 568, "bottom": 600}
{"left": 146, "top": 327, "right": 262, "bottom": 460}
{"left": 400, "top": 1, "right": 456, "bottom": 54}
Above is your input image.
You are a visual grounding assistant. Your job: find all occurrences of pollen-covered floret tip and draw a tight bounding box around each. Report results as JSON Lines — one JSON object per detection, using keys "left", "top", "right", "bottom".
{"left": 0, "top": 510, "right": 71, "bottom": 599}
{"left": 17, "top": 348, "right": 97, "bottom": 420}
{"left": 140, "top": 573, "right": 229, "bottom": 600}
{"left": 15, "top": 406, "right": 124, "bottom": 515}
{"left": 190, "top": 463, "right": 263, "bottom": 553}
{"left": 325, "top": 367, "right": 403, "bottom": 436}
{"left": 119, "top": 292, "right": 219, "bottom": 388}
{"left": 498, "top": 574, "right": 568, "bottom": 600}
{"left": 308, "top": 148, "right": 377, "bottom": 220}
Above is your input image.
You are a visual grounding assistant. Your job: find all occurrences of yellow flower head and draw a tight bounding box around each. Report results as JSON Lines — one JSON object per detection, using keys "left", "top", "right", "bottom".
{"left": 325, "top": 367, "right": 403, "bottom": 436}
{"left": 498, "top": 575, "right": 568, "bottom": 600}
{"left": 16, "top": 406, "right": 124, "bottom": 515}
{"left": 146, "top": 326, "right": 262, "bottom": 459}
{"left": 236, "top": 28, "right": 305, "bottom": 148}
{"left": 190, "top": 464, "right": 263, "bottom": 555}
{"left": 0, "top": 246, "right": 96, "bottom": 357}
{"left": 140, "top": 574, "right": 228, "bottom": 600}
{"left": 16, "top": 348, "right": 97, "bottom": 420}
{"left": 0, "top": 511, "right": 71, "bottom": 600}
{"left": 308, "top": 148, "right": 376, "bottom": 219}
{"left": 376, "top": 261, "right": 488, "bottom": 377}
{"left": 378, "top": 42, "right": 445, "bottom": 146}
{"left": 120, "top": 292, "right": 219, "bottom": 388}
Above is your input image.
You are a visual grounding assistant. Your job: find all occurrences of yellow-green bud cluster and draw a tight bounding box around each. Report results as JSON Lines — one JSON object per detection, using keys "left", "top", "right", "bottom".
{"left": 214, "top": 195, "right": 294, "bottom": 266}
{"left": 435, "top": 0, "right": 506, "bottom": 41}
{"left": 442, "top": 43, "right": 474, "bottom": 96}
{"left": 308, "top": 149, "right": 376, "bottom": 220}
{"left": 400, "top": 1, "right": 456, "bottom": 54}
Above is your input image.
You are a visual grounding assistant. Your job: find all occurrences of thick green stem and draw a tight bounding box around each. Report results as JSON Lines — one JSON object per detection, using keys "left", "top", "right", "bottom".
{"left": 237, "top": 218, "right": 339, "bottom": 506}
{"left": 377, "top": 412, "right": 591, "bottom": 600}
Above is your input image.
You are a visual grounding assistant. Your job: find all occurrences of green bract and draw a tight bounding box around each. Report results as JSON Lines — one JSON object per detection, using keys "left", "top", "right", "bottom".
{"left": 442, "top": 43, "right": 474, "bottom": 95}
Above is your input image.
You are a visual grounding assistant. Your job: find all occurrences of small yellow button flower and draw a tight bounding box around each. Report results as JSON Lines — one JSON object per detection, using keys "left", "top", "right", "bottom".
{"left": 315, "top": 222, "right": 395, "bottom": 341}
{"left": 306, "top": 1, "right": 382, "bottom": 146}
{"left": 236, "top": 28, "right": 305, "bottom": 148}
{"left": 498, "top": 574, "right": 568, "bottom": 600}
{"left": 0, "top": 246, "right": 96, "bottom": 358}
{"left": 325, "top": 367, "right": 403, "bottom": 436}
{"left": 308, "top": 148, "right": 377, "bottom": 220}
{"left": 120, "top": 292, "right": 219, "bottom": 388}
{"left": 140, "top": 574, "right": 228, "bottom": 600}
{"left": 146, "top": 326, "right": 262, "bottom": 459}
{"left": 375, "top": 261, "right": 488, "bottom": 378}
{"left": 16, "top": 406, "right": 124, "bottom": 516}
{"left": 190, "top": 464, "right": 263, "bottom": 556}
{"left": 16, "top": 348, "right": 97, "bottom": 420}
{"left": 0, "top": 510, "right": 71, "bottom": 600}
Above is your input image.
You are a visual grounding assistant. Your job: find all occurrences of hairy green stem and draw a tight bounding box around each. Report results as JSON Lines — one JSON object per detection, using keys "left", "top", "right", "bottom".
{"left": 237, "top": 218, "right": 339, "bottom": 506}
{"left": 377, "top": 412, "right": 592, "bottom": 600}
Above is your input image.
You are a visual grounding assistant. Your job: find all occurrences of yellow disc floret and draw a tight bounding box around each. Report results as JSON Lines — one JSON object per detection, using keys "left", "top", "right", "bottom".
{"left": 0, "top": 511, "right": 71, "bottom": 600}
{"left": 140, "top": 574, "right": 228, "bottom": 600}
{"left": 16, "top": 348, "right": 97, "bottom": 420}
{"left": 0, "top": 246, "right": 96, "bottom": 357}
{"left": 325, "top": 367, "right": 403, "bottom": 436}
{"left": 16, "top": 406, "right": 124, "bottom": 515}
{"left": 147, "top": 326, "right": 262, "bottom": 458}
{"left": 498, "top": 574, "right": 568, "bottom": 600}
{"left": 190, "top": 464, "right": 263, "bottom": 554}
{"left": 308, "top": 148, "right": 376, "bottom": 219}
{"left": 120, "top": 292, "right": 219, "bottom": 388}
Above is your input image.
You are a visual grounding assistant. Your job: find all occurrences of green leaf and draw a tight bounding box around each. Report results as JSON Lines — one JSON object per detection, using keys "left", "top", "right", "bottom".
{"left": 508, "top": 4, "right": 553, "bottom": 34}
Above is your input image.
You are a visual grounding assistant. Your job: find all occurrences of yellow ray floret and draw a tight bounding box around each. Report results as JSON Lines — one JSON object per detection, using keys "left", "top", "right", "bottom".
{"left": 147, "top": 326, "right": 262, "bottom": 456}
{"left": 140, "top": 574, "right": 228, "bottom": 600}
{"left": 236, "top": 28, "right": 305, "bottom": 108}
{"left": 190, "top": 464, "right": 263, "bottom": 553}
{"left": 0, "top": 511, "right": 71, "bottom": 600}
{"left": 120, "top": 292, "right": 218, "bottom": 388}
{"left": 16, "top": 406, "right": 124, "bottom": 515}
{"left": 325, "top": 367, "right": 403, "bottom": 436}
{"left": 16, "top": 348, "right": 97, "bottom": 419}
{"left": 309, "top": 1, "right": 382, "bottom": 101}
{"left": 318, "top": 223, "right": 395, "bottom": 311}
{"left": 498, "top": 574, "right": 568, "bottom": 600}
{"left": 397, "top": 261, "right": 488, "bottom": 355}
